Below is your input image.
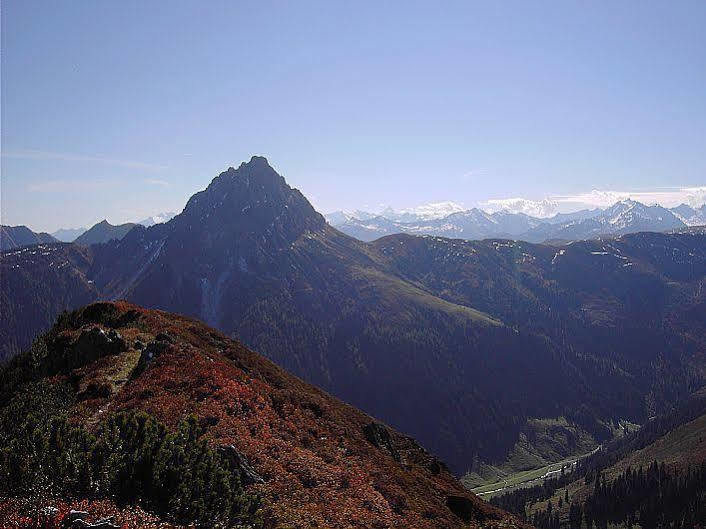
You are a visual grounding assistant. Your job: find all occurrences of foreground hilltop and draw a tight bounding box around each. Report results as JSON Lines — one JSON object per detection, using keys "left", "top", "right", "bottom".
{"left": 0, "top": 301, "right": 523, "bottom": 529}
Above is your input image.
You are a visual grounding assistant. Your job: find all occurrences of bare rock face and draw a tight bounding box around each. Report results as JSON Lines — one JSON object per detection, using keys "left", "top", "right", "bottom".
{"left": 447, "top": 495, "right": 482, "bottom": 523}
{"left": 133, "top": 338, "right": 171, "bottom": 376}
{"left": 218, "top": 444, "right": 265, "bottom": 485}
{"left": 73, "top": 327, "right": 127, "bottom": 357}
{"left": 363, "top": 422, "right": 401, "bottom": 462}
{"left": 428, "top": 457, "right": 447, "bottom": 475}
{"left": 64, "top": 327, "right": 129, "bottom": 369}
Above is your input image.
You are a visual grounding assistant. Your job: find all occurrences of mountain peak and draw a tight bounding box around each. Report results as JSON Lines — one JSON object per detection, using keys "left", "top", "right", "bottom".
{"left": 170, "top": 158, "right": 326, "bottom": 254}
{"left": 616, "top": 198, "right": 638, "bottom": 207}
{"left": 400, "top": 201, "right": 466, "bottom": 220}
{"left": 74, "top": 219, "right": 138, "bottom": 246}
{"left": 0, "top": 225, "right": 58, "bottom": 251}
{"left": 231, "top": 155, "right": 271, "bottom": 171}
{"left": 248, "top": 154, "right": 270, "bottom": 165}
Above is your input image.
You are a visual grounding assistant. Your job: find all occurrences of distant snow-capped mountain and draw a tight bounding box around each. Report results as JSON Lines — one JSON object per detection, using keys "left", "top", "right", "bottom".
{"left": 328, "top": 199, "right": 697, "bottom": 243}
{"left": 544, "top": 208, "right": 602, "bottom": 225}
{"left": 327, "top": 207, "right": 542, "bottom": 242}
{"left": 670, "top": 204, "right": 706, "bottom": 226}
{"left": 482, "top": 197, "right": 559, "bottom": 218}
{"left": 522, "top": 200, "right": 686, "bottom": 243}
{"left": 324, "top": 209, "right": 378, "bottom": 226}
{"left": 326, "top": 201, "right": 466, "bottom": 227}
{"left": 137, "top": 211, "right": 177, "bottom": 227}
{"left": 600, "top": 200, "right": 684, "bottom": 233}
{"left": 397, "top": 201, "right": 467, "bottom": 221}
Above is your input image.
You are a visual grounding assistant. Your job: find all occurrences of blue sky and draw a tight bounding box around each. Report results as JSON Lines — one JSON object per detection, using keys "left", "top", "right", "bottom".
{"left": 2, "top": 1, "right": 706, "bottom": 231}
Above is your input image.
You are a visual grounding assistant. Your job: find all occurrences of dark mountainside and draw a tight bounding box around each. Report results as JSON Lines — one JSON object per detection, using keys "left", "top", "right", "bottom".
{"left": 0, "top": 244, "right": 99, "bottom": 358}
{"left": 0, "top": 301, "right": 524, "bottom": 529}
{"left": 0, "top": 225, "right": 58, "bottom": 251}
{"left": 74, "top": 220, "right": 138, "bottom": 246}
{"left": 1, "top": 157, "right": 705, "bottom": 476}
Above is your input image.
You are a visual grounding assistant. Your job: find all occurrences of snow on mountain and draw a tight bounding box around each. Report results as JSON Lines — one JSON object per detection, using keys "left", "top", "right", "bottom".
{"left": 325, "top": 202, "right": 466, "bottom": 231}
{"left": 329, "top": 207, "right": 539, "bottom": 242}
{"left": 324, "top": 209, "right": 378, "bottom": 225}
{"left": 137, "top": 211, "right": 177, "bottom": 227}
{"left": 328, "top": 197, "right": 700, "bottom": 243}
{"left": 519, "top": 200, "right": 687, "bottom": 242}
{"left": 545, "top": 208, "right": 602, "bottom": 225}
{"left": 397, "top": 201, "right": 466, "bottom": 221}
{"left": 603, "top": 199, "right": 640, "bottom": 227}
{"left": 670, "top": 204, "right": 706, "bottom": 226}
{"left": 598, "top": 199, "right": 684, "bottom": 233}
{"left": 490, "top": 211, "right": 544, "bottom": 233}
{"left": 324, "top": 211, "right": 351, "bottom": 225}
{"left": 481, "top": 197, "right": 559, "bottom": 218}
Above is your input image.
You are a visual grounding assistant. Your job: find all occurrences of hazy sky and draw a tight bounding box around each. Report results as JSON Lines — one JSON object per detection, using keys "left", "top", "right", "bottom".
{"left": 2, "top": 1, "right": 706, "bottom": 231}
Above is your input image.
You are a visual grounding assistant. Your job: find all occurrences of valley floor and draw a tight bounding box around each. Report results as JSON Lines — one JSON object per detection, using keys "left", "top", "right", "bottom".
{"left": 471, "top": 446, "right": 601, "bottom": 499}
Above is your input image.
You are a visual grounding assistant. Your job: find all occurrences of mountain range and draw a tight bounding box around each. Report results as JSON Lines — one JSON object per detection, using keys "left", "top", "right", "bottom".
{"left": 0, "top": 225, "right": 58, "bottom": 251}
{"left": 2, "top": 157, "right": 705, "bottom": 481}
{"left": 326, "top": 201, "right": 706, "bottom": 243}
{"left": 2, "top": 213, "right": 177, "bottom": 250}
{"left": 48, "top": 212, "right": 177, "bottom": 244}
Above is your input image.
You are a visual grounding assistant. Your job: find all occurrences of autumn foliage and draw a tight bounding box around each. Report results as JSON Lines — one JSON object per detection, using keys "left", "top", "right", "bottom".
{"left": 0, "top": 302, "right": 526, "bottom": 528}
